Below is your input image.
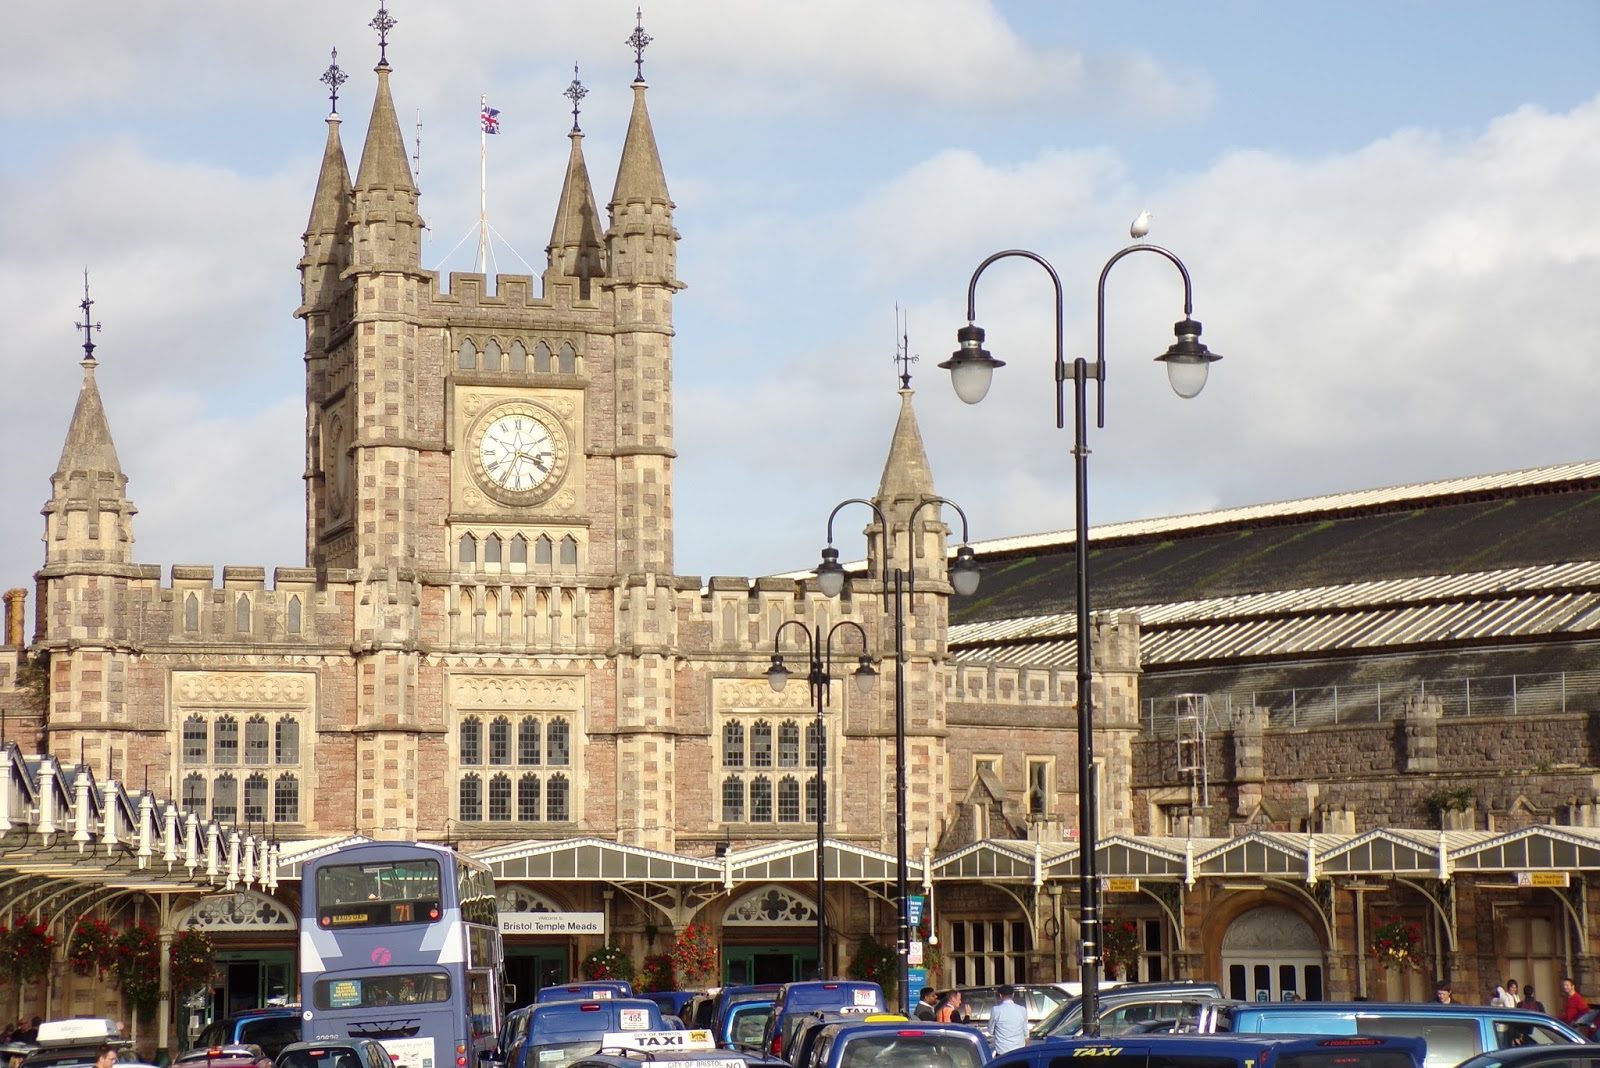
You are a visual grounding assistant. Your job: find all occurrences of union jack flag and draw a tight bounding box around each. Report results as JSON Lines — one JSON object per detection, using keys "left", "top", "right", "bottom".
{"left": 480, "top": 105, "right": 500, "bottom": 135}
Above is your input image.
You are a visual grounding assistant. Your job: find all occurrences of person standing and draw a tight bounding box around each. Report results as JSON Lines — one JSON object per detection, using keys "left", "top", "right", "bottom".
{"left": 914, "top": 987, "right": 939, "bottom": 1021}
{"left": 1434, "top": 980, "right": 1454, "bottom": 1004}
{"left": 988, "top": 985, "right": 1030, "bottom": 1055}
{"left": 93, "top": 1046, "right": 119, "bottom": 1068}
{"left": 935, "top": 990, "right": 964, "bottom": 1023}
{"left": 1520, "top": 985, "right": 1547, "bottom": 1014}
{"left": 1560, "top": 976, "right": 1590, "bottom": 1024}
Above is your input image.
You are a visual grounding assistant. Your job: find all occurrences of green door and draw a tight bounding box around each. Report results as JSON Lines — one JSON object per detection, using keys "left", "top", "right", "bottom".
{"left": 724, "top": 945, "right": 817, "bottom": 985}
{"left": 505, "top": 946, "right": 569, "bottom": 1008}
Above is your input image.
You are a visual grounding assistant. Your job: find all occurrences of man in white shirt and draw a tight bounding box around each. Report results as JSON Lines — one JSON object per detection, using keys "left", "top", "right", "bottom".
{"left": 988, "top": 985, "right": 1029, "bottom": 1054}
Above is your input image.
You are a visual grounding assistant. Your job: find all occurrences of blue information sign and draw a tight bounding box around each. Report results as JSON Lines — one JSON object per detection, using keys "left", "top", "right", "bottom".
{"left": 907, "top": 967, "right": 929, "bottom": 995}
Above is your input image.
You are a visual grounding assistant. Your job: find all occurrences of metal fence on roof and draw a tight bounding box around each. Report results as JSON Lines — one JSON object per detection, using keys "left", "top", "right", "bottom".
{"left": 1140, "top": 668, "right": 1600, "bottom": 736}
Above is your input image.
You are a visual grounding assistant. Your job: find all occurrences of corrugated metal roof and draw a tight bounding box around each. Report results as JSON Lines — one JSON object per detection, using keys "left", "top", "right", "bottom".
{"left": 965, "top": 460, "right": 1600, "bottom": 557}
{"left": 950, "top": 560, "right": 1600, "bottom": 669}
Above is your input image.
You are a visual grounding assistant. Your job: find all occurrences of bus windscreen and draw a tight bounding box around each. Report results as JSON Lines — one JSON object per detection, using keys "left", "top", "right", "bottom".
{"left": 316, "top": 859, "right": 443, "bottom": 928}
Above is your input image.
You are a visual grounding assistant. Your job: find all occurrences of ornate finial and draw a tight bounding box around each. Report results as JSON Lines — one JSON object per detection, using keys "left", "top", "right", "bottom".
{"left": 894, "top": 304, "right": 918, "bottom": 389}
{"left": 371, "top": 1, "right": 396, "bottom": 68}
{"left": 564, "top": 63, "right": 587, "bottom": 132}
{"left": 626, "top": 7, "right": 652, "bottom": 83}
{"left": 76, "top": 269, "right": 102, "bottom": 363}
{"left": 321, "top": 47, "right": 347, "bottom": 113}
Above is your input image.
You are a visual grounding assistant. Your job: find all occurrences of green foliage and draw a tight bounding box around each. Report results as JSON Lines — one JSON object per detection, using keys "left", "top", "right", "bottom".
{"left": 1102, "top": 916, "right": 1142, "bottom": 979}
{"left": 846, "top": 934, "right": 899, "bottom": 1002}
{"left": 1422, "top": 785, "right": 1475, "bottom": 825}
{"left": 115, "top": 925, "right": 162, "bottom": 1020}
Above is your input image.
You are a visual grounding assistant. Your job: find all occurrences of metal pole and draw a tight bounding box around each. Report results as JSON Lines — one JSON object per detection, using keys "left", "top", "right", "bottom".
{"left": 894, "top": 567, "right": 910, "bottom": 1015}
{"left": 814, "top": 628, "right": 827, "bottom": 977}
{"left": 1073, "top": 354, "right": 1102, "bottom": 1036}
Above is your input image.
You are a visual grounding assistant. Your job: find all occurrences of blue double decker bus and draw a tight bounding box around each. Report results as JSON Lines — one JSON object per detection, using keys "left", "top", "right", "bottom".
{"left": 301, "top": 842, "right": 504, "bottom": 1068}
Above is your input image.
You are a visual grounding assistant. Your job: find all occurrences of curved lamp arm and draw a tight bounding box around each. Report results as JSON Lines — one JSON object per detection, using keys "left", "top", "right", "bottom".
{"left": 1095, "top": 243, "right": 1205, "bottom": 425}
{"left": 955, "top": 249, "right": 1066, "bottom": 427}
{"left": 817, "top": 498, "right": 889, "bottom": 599}
{"left": 906, "top": 495, "right": 980, "bottom": 598}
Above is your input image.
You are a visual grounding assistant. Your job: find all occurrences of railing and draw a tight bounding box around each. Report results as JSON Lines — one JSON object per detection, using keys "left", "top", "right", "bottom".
{"left": 1140, "top": 669, "right": 1600, "bottom": 736}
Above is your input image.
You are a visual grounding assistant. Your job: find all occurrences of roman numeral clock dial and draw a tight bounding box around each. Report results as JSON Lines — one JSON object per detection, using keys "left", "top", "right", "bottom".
{"left": 469, "top": 403, "right": 568, "bottom": 504}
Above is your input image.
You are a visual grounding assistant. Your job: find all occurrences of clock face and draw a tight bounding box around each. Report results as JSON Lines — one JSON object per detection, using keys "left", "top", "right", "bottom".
{"left": 326, "top": 413, "right": 351, "bottom": 518}
{"left": 472, "top": 406, "right": 566, "bottom": 500}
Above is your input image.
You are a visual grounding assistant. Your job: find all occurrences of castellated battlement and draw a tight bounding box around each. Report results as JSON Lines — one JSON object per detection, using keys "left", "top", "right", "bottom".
{"left": 42, "top": 563, "right": 359, "bottom": 648}
{"left": 430, "top": 272, "right": 544, "bottom": 310}
{"left": 942, "top": 611, "right": 1143, "bottom": 723}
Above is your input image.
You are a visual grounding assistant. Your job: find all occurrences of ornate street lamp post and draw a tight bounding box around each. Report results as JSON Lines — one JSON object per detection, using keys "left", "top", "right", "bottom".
{"left": 942, "top": 241, "right": 1218, "bottom": 1034}
{"left": 815, "top": 496, "right": 979, "bottom": 1013}
{"left": 767, "top": 619, "right": 875, "bottom": 975}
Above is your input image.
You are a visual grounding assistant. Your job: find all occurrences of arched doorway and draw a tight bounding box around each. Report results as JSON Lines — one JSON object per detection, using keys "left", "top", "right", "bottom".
{"left": 1220, "top": 905, "right": 1325, "bottom": 1003}
{"left": 722, "top": 886, "right": 819, "bottom": 984}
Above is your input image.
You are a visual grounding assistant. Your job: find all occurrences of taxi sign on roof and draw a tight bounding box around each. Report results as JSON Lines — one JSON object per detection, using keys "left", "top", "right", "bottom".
{"left": 599, "top": 1031, "right": 715, "bottom": 1052}
{"left": 37, "top": 1020, "right": 123, "bottom": 1045}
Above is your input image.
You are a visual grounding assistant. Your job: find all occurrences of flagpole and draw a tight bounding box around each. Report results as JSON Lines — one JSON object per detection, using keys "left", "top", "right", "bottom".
{"left": 477, "top": 92, "right": 489, "bottom": 274}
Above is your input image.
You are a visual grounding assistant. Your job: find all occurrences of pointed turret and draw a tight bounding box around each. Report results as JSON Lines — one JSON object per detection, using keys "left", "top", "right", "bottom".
{"left": 546, "top": 72, "right": 606, "bottom": 302}
{"left": 610, "top": 82, "right": 671, "bottom": 214}
{"left": 869, "top": 386, "right": 940, "bottom": 578}
{"left": 43, "top": 355, "right": 136, "bottom": 568}
{"left": 350, "top": 61, "right": 423, "bottom": 271}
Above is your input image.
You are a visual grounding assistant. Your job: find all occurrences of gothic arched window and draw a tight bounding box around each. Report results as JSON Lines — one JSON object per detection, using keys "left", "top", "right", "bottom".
{"left": 275, "top": 717, "right": 300, "bottom": 764}
{"left": 274, "top": 774, "right": 300, "bottom": 823}
{"left": 535, "top": 535, "right": 553, "bottom": 565}
{"left": 483, "top": 339, "right": 503, "bottom": 371}
{"left": 517, "top": 774, "right": 540, "bottom": 821}
{"left": 722, "top": 776, "right": 745, "bottom": 823}
{"left": 547, "top": 719, "right": 570, "bottom": 765}
{"left": 236, "top": 594, "right": 251, "bottom": 633}
{"left": 547, "top": 774, "right": 570, "bottom": 821}
{"left": 213, "top": 773, "right": 238, "bottom": 823}
{"left": 518, "top": 718, "right": 541, "bottom": 765}
{"left": 244, "top": 773, "right": 268, "bottom": 822}
{"left": 460, "top": 717, "right": 483, "bottom": 766}
{"left": 510, "top": 535, "right": 528, "bottom": 564}
{"left": 722, "top": 722, "right": 745, "bottom": 768}
{"left": 559, "top": 536, "right": 578, "bottom": 566}
{"left": 458, "top": 534, "right": 477, "bottom": 565}
{"left": 185, "top": 592, "right": 199, "bottom": 632}
{"left": 508, "top": 340, "right": 527, "bottom": 372}
{"left": 458, "top": 339, "right": 477, "bottom": 370}
{"left": 778, "top": 776, "right": 801, "bottom": 823}
{"left": 183, "top": 716, "right": 208, "bottom": 764}
{"left": 244, "top": 716, "right": 270, "bottom": 765}
{"left": 485, "top": 534, "right": 502, "bottom": 564}
{"left": 777, "top": 721, "right": 798, "bottom": 768}
{"left": 751, "top": 776, "right": 773, "bottom": 823}
{"left": 214, "top": 716, "right": 239, "bottom": 765}
{"left": 182, "top": 773, "right": 207, "bottom": 812}
{"left": 489, "top": 717, "right": 511, "bottom": 765}
{"left": 558, "top": 341, "right": 576, "bottom": 374}
{"left": 489, "top": 774, "right": 512, "bottom": 821}
{"left": 459, "top": 775, "right": 482, "bottom": 822}
{"left": 287, "top": 595, "right": 302, "bottom": 634}
{"left": 533, "top": 341, "right": 552, "bottom": 373}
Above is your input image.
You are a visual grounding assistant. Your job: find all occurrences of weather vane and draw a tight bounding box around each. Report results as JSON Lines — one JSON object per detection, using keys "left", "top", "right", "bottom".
{"left": 76, "top": 270, "right": 102, "bottom": 363}
{"left": 894, "top": 304, "right": 918, "bottom": 388}
{"left": 371, "top": 1, "right": 397, "bottom": 68}
{"left": 627, "top": 8, "right": 652, "bottom": 82}
{"left": 564, "top": 64, "right": 587, "bottom": 132}
{"left": 321, "top": 47, "right": 347, "bottom": 113}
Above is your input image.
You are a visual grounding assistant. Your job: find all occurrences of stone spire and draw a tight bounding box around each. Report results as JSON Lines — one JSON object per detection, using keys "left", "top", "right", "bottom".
{"left": 871, "top": 386, "right": 939, "bottom": 578}
{"left": 44, "top": 353, "right": 136, "bottom": 568}
{"left": 609, "top": 81, "right": 672, "bottom": 218}
{"left": 351, "top": 59, "right": 422, "bottom": 271}
{"left": 300, "top": 112, "right": 352, "bottom": 300}
{"left": 546, "top": 69, "right": 605, "bottom": 301}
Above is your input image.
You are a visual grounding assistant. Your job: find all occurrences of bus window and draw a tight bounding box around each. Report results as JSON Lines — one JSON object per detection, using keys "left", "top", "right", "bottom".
{"left": 316, "top": 860, "right": 443, "bottom": 927}
{"left": 314, "top": 972, "right": 452, "bottom": 1009}
{"left": 469, "top": 973, "right": 494, "bottom": 1038}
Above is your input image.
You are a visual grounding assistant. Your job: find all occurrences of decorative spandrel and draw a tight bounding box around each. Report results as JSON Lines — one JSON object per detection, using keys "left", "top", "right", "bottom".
{"left": 724, "top": 886, "right": 818, "bottom": 926}
{"left": 179, "top": 891, "right": 296, "bottom": 931}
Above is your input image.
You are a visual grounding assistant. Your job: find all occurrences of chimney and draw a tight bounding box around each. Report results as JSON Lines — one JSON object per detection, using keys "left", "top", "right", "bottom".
{"left": 3, "top": 588, "right": 25, "bottom": 647}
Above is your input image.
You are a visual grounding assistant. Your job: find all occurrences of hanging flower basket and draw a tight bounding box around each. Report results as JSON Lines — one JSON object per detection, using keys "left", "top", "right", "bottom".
{"left": 669, "top": 923, "right": 719, "bottom": 988}
{"left": 1101, "top": 916, "right": 1142, "bottom": 980}
{"left": 1371, "top": 915, "right": 1424, "bottom": 971}
{"left": 69, "top": 918, "right": 117, "bottom": 977}
{"left": 3, "top": 914, "right": 57, "bottom": 986}
{"left": 170, "top": 929, "right": 216, "bottom": 997}
{"left": 582, "top": 943, "right": 636, "bottom": 983}
{"left": 114, "top": 924, "right": 163, "bottom": 1020}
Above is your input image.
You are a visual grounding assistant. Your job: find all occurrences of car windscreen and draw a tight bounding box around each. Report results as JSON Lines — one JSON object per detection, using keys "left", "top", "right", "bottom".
{"left": 836, "top": 1034, "right": 985, "bottom": 1068}
{"left": 726, "top": 1005, "right": 771, "bottom": 1048}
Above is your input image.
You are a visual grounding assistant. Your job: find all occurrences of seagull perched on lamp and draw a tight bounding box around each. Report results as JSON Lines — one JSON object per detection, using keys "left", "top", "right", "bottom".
{"left": 1130, "top": 210, "right": 1152, "bottom": 239}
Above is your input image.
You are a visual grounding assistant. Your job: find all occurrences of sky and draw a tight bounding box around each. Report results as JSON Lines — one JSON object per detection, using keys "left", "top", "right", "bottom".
{"left": 2, "top": 1, "right": 1598, "bottom": 598}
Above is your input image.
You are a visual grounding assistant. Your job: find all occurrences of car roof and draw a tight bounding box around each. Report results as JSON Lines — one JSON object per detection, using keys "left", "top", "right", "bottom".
{"left": 1456, "top": 1045, "right": 1598, "bottom": 1068}
{"left": 1227, "top": 1001, "right": 1561, "bottom": 1017}
{"left": 1003, "top": 1033, "right": 1426, "bottom": 1061}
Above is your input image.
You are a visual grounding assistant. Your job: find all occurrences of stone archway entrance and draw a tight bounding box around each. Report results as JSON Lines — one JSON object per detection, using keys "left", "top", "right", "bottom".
{"left": 1219, "top": 905, "right": 1325, "bottom": 1003}
{"left": 722, "top": 886, "right": 819, "bottom": 984}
